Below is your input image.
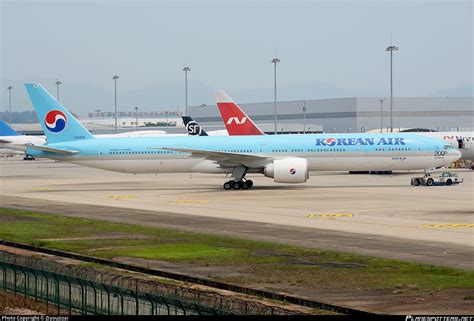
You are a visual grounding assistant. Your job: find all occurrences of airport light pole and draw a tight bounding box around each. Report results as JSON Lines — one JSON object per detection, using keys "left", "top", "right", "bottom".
{"left": 379, "top": 99, "right": 384, "bottom": 133}
{"left": 7, "top": 86, "right": 12, "bottom": 125}
{"left": 112, "top": 75, "right": 119, "bottom": 133}
{"left": 302, "top": 99, "right": 307, "bottom": 134}
{"left": 134, "top": 106, "right": 139, "bottom": 131}
{"left": 386, "top": 45, "right": 398, "bottom": 133}
{"left": 55, "top": 80, "right": 62, "bottom": 102}
{"left": 271, "top": 57, "right": 280, "bottom": 135}
{"left": 182, "top": 66, "right": 190, "bottom": 116}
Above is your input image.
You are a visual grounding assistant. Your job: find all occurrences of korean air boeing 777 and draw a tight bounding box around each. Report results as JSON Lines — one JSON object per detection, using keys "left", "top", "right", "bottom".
{"left": 24, "top": 84, "right": 460, "bottom": 190}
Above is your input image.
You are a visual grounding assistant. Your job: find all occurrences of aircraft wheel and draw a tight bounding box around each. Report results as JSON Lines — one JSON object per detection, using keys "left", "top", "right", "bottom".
{"left": 232, "top": 181, "right": 241, "bottom": 190}
{"left": 246, "top": 180, "right": 253, "bottom": 188}
{"left": 223, "top": 181, "right": 232, "bottom": 190}
{"left": 241, "top": 181, "right": 250, "bottom": 190}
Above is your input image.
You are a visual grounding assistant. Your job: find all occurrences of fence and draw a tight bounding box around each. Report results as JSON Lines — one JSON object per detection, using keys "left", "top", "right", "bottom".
{"left": 0, "top": 261, "right": 229, "bottom": 315}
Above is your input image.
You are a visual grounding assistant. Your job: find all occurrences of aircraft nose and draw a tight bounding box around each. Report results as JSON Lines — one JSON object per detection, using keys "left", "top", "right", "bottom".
{"left": 445, "top": 149, "right": 462, "bottom": 164}
{"left": 452, "top": 149, "right": 462, "bottom": 159}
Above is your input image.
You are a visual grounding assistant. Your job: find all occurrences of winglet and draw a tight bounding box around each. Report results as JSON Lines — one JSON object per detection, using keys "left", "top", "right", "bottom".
{"left": 215, "top": 91, "right": 264, "bottom": 136}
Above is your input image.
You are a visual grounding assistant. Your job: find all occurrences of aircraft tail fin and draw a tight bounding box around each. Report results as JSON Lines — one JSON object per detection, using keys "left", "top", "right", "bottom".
{"left": 182, "top": 116, "right": 208, "bottom": 136}
{"left": 215, "top": 90, "right": 264, "bottom": 136}
{"left": 0, "top": 119, "right": 20, "bottom": 136}
{"left": 24, "top": 84, "right": 94, "bottom": 143}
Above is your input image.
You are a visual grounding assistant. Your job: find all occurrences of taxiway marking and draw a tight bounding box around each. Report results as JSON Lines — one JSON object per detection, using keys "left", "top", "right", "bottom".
{"left": 308, "top": 213, "right": 354, "bottom": 219}
{"left": 167, "top": 200, "right": 209, "bottom": 204}
{"left": 108, "top": 195, "right": 136, "bottom": 200}
{"left": 420, "top": 223, "right": 474, "bottom": 229}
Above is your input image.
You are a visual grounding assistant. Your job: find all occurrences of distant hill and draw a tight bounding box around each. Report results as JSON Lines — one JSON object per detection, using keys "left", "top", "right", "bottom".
{"left": 2, "top": 78, "right": 472, "bottom": 119}
{"left": 0, "top": 79, "right": 354, "bottom": 116}
{"left": 0, "top": 111, "right": 38, "bottom": 124}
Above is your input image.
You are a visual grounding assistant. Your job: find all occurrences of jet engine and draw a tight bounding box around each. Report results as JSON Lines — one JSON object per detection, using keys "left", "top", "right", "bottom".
{"left": 264, "top": 158, "right": 309, "bottom": 183}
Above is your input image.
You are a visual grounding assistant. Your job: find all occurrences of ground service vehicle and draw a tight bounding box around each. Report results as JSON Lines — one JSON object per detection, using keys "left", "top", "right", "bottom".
{"left": 411, "top": 172, "right": 463, "bottom": 186}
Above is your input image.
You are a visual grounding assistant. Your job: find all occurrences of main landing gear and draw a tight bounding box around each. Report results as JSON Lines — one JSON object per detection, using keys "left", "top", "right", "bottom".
{"left": 223, "top": 179, "right": 254, "bottom": 190}
{"left": 223, "top": 166, "right": 254, "bottom": 190}
{"left": 23, "top": 154, "right": 35, "bottom": 161}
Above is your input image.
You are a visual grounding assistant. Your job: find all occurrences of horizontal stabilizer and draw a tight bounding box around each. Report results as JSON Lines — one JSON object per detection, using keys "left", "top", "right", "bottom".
{"left": 27, "top": 145, "right": 79, "bottom": 155}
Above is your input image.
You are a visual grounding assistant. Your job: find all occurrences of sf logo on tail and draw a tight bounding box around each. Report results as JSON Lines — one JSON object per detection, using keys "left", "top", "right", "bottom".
{"left": 226, "top": 117, "right": 247, "bottom": 125}
{"left": 185, "top": 121, "right": 202, "bottom": 136}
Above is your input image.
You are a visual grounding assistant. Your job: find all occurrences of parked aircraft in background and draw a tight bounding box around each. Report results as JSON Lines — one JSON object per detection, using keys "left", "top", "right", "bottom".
{"left": 0, "top": 120, "right": 44, "bottom": 157}
{"left": 216, "top": 90, "right": 265, "bottom": 136}
{"left": 0, "top": 148, "right": 23, "bottom": 156}
{"left": 182, "top": 116, "right": 208, "bottom": 136}
{"left": 1, "top": 120, "right": 170, "bottom": 154}
{"left": 182, "top": 116, "right": 228, "bottom": 136}
{"left": 1, "top": 119, "right": 170, "bottom": 153}
{"left": 417, "top": 132, "right": 473, "bottom": 160}
{"left": 100, "top": 130, "right": 168, "bottom": 137}
{"left": 23, "top": 84, "right": 460, "bottom": 190}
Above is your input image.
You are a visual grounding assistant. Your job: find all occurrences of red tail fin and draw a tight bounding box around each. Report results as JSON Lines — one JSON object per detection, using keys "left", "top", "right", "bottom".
{"left": 215, "top": 91, "right": 265, "bottom": 136}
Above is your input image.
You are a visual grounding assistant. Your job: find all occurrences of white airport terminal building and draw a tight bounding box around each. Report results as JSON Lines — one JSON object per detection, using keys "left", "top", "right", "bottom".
{"left": 189, "top": 96, "right": 473, "bottom": 134}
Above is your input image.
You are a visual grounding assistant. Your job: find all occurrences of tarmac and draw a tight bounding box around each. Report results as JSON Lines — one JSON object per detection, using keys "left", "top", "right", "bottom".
{"left": 1, "top": 157, "right": 473, "bottom": 269}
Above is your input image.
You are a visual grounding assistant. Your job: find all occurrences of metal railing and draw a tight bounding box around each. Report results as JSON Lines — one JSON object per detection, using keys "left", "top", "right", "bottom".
{"left": 0, "top": 240, "right": 369, "bottom": 315}
{"left": 0, "top": 261, "right": 228, "bottom": 315}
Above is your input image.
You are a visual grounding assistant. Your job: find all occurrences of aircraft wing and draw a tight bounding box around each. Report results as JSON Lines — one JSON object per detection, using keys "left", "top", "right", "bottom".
{"left": 160, "top": 147, "right": 271, "bottom": 168}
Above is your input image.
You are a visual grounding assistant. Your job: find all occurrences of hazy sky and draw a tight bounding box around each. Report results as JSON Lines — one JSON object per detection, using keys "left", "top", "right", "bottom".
{"left": 1, "top": 0, "right": 472, "bottom": 113}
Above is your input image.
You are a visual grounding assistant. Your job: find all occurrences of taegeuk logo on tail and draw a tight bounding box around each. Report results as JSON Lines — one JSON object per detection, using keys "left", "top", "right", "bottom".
{"left": 44, "top": 110, "right": 67, "bottom": 133}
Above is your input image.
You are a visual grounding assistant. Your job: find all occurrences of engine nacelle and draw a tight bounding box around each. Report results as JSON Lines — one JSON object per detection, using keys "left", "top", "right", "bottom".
{"left": 264, "top": 158, "right": 309, "bottom": 183}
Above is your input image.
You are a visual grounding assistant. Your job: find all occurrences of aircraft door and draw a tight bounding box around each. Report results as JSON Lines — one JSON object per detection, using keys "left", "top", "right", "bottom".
{"left": 99, "top": 147, "right": 108, "bottom": 158}
{"left": 356, "top": 145, "right": 367, "bottom": 169}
